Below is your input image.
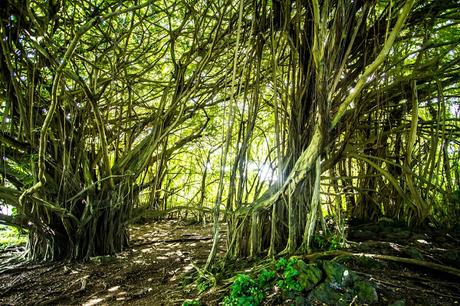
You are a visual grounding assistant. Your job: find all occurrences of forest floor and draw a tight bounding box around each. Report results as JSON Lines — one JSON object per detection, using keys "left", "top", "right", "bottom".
{"left": 337, "top": 221, "right": 460, "bottom": 305}
{"left": 0, "top": 220, "right": 459, "bottom": 305}
{"left": 0, "top": 220, "right": 220, "bottom": 305}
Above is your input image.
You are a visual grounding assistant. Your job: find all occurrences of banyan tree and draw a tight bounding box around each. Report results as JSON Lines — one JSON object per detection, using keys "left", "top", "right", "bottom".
{"left": 0, "top": 0, "right": 236, "bottom": 260}
{"left": 0, "top": 0, "right": 459, "bottom": 264}
{"left": 210, "top": 0, "right": 460, "bottom": 262}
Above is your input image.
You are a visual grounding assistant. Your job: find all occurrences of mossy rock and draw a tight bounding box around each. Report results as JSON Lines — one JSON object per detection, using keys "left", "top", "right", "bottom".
{"left": 322, "top": 261, "right": 357, "bottom": 287}
{"left": 308, "top": 261, "right": 378, "bottom": 305}
{"left": 293, "top": 260, "right": 322, "bottom": 291}
{"left": 353, "top": 280, "right": 378, "bottom": 304}
{"left": 322, "top": 261, "right": 345, "bottom": 283}
{"left": 308, "top": 282, "right": 352, "bottom": 306}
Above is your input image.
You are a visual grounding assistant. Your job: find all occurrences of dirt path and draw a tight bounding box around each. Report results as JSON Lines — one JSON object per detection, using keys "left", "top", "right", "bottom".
{"left": 0, "top": 220, "right": 218, "bottom": 306}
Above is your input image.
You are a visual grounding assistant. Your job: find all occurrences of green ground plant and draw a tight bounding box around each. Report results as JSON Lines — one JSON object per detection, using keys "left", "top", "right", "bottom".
{"left": 222, "top": 257, "right": 310, "bottom": 305}
{"left": 220, "top": 257, "right": 378, "bottom": 305}
{"left": 182, "top": 300, "right": 202, "bottom": 306}
{"left": 222, "top": 274, "right": 265, "bottom": 305}
{"left": 0, "top": 226, "right": 27, "bottom": 250}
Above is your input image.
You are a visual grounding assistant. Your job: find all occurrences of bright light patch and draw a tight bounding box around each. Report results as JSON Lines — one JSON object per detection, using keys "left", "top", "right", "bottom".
{"left": 259, "top": 163, "right": 277, "bottom": 182}
{"left": 248, "top": 162, "right": 278, "bottom": 182}
{"left": 449, "top": 102, "right": 459, "bottom": 116}
{"left": 0, "top": 205, "right": 13, "bottom": 216}
{"left": 83, "top": 298, "right": 104, "bottom": 306}
{"left": 108, "top": 286, "right": 120, "bottom": 292}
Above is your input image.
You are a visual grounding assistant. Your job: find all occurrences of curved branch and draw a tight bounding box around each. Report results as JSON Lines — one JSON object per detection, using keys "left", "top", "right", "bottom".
{"left": 331, "top": 0, "right": 416, "bottom": 129}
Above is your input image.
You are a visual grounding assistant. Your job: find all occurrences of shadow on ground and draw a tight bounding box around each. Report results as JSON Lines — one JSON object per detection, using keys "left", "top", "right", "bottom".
{"left": 0, "top": 220, "right": 221, "bottom": 306}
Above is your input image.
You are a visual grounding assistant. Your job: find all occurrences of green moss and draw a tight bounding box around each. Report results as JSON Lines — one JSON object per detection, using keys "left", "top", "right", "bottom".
{"left": 322, "top": 261, "right": 355, "bottom": 286}
{"left": 308, "top": 282, "right": 352, "bottom": 306}
{"left": 308, "top": 261, "right": 377, "bottom": 305}
{"left": 222, "top": 258, "right": 379, "bottom": 306}
{"left": 293, "top": 260, "right": 322, "bottom": 291}
{"left": 354, "top": 280, "right": 378, "bottom": 304}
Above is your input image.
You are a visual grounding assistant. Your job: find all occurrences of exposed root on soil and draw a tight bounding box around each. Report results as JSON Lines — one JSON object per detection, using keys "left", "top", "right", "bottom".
{"left": 297, "top": 250, "right": 460, "bottom": 278}
{"left": 0, "top": 221, "right": 459, "bottom": 305}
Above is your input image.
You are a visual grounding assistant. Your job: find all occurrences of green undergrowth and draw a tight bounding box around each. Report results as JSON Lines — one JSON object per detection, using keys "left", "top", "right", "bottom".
{"left": 182, "top": 300, "right": 202, "bottom": 306}
{"left": 222, "top": 257, "right": 377, "bottom": 305}
{"left": 313, "top": 232, "right": 344, "bottom": 250}
{"left": 0, "top": 226, "right": 27, "bottom": 250}
{"left": 183, "top": 257, "right": 378, "bottom": 306}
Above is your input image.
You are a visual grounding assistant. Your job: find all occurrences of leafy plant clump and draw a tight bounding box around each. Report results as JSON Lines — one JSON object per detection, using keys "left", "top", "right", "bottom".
{"left": 313, "top": 232, "right": 344, "bottom": 250}
{"left": 222, "top": 257, "right": 318, "bottom": 305}
{"left": 222, "top": 274, "right": 265, "bottom": 305}
{"left": 275, "top": 257, "right": 304, "bottom": 293}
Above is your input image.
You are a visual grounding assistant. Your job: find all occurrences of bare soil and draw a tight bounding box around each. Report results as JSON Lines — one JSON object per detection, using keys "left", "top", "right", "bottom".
{"left": 0, "top": 220, "right": 219, "bottom": 306}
